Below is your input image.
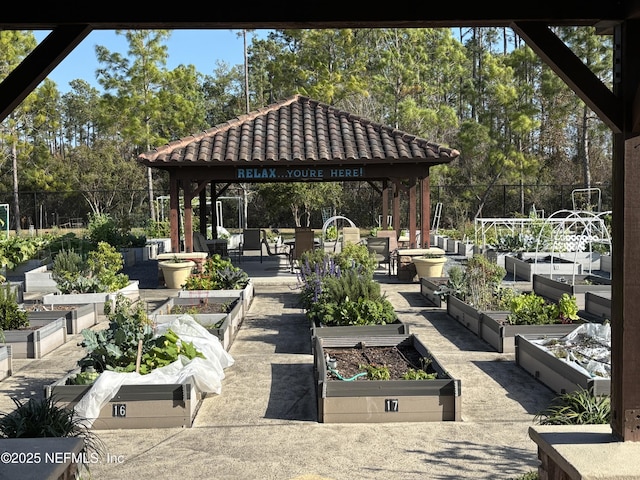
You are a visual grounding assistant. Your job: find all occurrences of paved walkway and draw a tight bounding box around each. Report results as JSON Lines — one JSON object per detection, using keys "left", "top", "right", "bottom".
{"left": 1, "top": 257, "right": 556, "bottom": 480}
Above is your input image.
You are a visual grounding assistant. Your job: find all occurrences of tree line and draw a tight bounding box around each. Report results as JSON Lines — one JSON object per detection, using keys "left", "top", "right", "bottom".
{"left": 0, "top": 27, "right": 613, "bottom": 233}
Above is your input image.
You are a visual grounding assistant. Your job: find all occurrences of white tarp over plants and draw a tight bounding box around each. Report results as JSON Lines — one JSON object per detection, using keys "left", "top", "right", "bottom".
{"left": 74, "top": 315, "right": 234, "bottom": 427}
{"left": 532, "top": 322, "right": 610, "bottom": 379}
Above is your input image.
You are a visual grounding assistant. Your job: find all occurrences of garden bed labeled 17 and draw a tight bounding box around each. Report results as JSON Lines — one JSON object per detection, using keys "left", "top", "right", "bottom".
{"left": 313, "top": 334, "right": 461, "bottom": 423}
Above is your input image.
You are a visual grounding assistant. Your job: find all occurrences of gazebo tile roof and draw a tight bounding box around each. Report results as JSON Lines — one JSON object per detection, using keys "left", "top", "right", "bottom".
{"left": 138, "top": 94, "right": 459, "bottom": 168}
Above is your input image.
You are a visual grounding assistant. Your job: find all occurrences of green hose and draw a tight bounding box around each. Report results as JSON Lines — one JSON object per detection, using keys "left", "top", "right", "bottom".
{"left": 328, "top": 367, "right": 367, "bottom": 381}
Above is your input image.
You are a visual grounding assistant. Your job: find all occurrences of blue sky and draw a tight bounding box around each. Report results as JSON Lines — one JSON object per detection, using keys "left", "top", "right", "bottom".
{"left": 33, "top": 29, "right": 268, "bottom": 93}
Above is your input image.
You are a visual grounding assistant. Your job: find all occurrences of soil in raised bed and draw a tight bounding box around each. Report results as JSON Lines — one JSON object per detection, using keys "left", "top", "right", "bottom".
{"left": 170, "top": 299, "right": 236, "bottom": 314}
{"left": 323, "top": 343, "right": 437, "bottom": 381}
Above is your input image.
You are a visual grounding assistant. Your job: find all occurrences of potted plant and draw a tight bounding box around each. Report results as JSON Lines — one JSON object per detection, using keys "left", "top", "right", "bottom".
{"left": 412, "top": 247, "right": 447, "bottom": 279}
{"left": 158, "top": 256, "right": 196, "bottom": 289}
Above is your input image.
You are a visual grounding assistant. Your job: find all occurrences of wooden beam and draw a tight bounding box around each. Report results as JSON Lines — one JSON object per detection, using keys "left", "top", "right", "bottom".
{"left": 408, "top": 178, "right": 417, "bottom": 248}
{"left": 382, "top": 180, "right": 389, "bottom": 230}
{"left": 512, "top": 21, "right": 623, "bottom": 133}
{"left": 421, "top": 175, "right": 431, "bottom": 248}
{"left": 611, "top": 19, "right": 640, "bottom": 442}
{"left": 0, "top": 25, "right": 91, "bottom": 122}
{"left": 169, "top": 175, "right": 180, "bottom": 253}
{"left": 392, "top": 181, "right": 401, "bottom": 234}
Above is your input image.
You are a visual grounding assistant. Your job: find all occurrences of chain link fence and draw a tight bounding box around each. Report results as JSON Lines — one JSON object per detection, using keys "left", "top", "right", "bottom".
{"left": 0, "top": 183, "right": 613, "bottom": 233}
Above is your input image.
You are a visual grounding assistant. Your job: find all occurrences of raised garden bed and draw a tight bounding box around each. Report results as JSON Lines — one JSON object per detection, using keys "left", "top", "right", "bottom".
{"left": 24, "top": 264, "right": 56, "bottom": 292}
{"left": 2, "top": 317, "right": 67, "bottom": 359}
{"left": 177, "top": 280, "right": 254, "bottom": 318}
{"left": 0, "top": 345, "right": 12, "bottom": 381}
{"left": 151, "top": 296, "right": 243, "bottom": 351}
{"left": 584, "top": 291, "right": 611, "bottom": 320}
{"left": 515, "top": 323, "right": 611, "bottom": 396}
{"left": 504, "top": 254, "right": 582, "bottom": 282}
{"left": 480, "top": 311, "right": 582, "bottom": 354}
{"left": 532, "top": 274, "right": 611, "bottom": 310}
{"left": 45, "top": 373, "right": 203, "bottom": 429}
{"left": 24, "top": 303, "right": 97, "bottom": 334}
{"left": 313, "top": 334, "right": 461, "bottom": 423}
{"left": 420, "top": 277, "right": 449, "bottom": 308}
{"left": 310, "top": 318, "right": 409, "bottom": 343}
{"left": 40, "top": 281, "right": 140, "bottom": 321}
{"left": 444, "top": 237, "right": 459, "bottom": 254}
{"left": 456, "top": 242, "right": 474, "bottom": 257}
{"left": 446, "top": 294, "right": 485, "bottom": 336}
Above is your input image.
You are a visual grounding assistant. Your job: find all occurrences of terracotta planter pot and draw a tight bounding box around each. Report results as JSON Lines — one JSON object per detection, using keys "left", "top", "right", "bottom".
{"left": 158, "top": 260, "right": 196, "bottom": 289}
{"left": 412, "top": 249, "right": 446, "bottom": 279}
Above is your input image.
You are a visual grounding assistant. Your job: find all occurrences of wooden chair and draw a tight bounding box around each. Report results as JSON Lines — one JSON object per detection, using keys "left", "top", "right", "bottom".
{"left": 290, "top": 228, "right": 316, "bottom": 272}
{"left": 240, "top": 228, "right": 263, "bottom": 263}
{"left": 376, "top": 230, "right": 399, "bottom": 275}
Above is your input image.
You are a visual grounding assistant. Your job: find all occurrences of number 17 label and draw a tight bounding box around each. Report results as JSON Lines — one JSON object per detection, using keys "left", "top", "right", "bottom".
{"left": 385, "top": 399, "right": 399, "bottom": 412}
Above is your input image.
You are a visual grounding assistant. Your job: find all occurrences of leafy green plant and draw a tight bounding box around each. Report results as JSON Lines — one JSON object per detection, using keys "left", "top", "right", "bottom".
{"left": 0, "top": 284, "right": 29, "bottom": 330}
{"left": 137, "top": 328, "right": 205, "bottom": 374}
{"left": 534, "top": 388, "right": 611, "bottom": 425}
{"left": 87, "top": 212, "right": 146, "bottom": 249}
{"left": 76, "top": 295, "right": 205, "bottom": 374}
{"left": 144, "top": 220, "right": 171, "bottom": 238}
{"left": 557, "top": 293, "right": 580, "bottom": 322}
{"left": 52, "top": 242, "right": 129, "bottom": 294}
{"left": 434, "top": 264, "right": 465, "bottom": 301}
{"left": 360, "top": 364, "right": 390, "bottom": 380}
{"left": 334, "top": 243, "right": 377, "bottom": 277}
{"left": 76, "top": 295, "right": 154, "bottom": 372}
{"left": 507, "top": 292, "right": 579, "bottom": 325}
{"left": 451, "top": 254, "right": 509, "bottom": 310}
{"left": 0, "top": 396, "right": 105, "bottom": 462}
{"left": 182, "top": 254, "right": 249, "bottom": 290}
{"left": 324, "top": 225, "right": 338, "bottom": 241}
{"left": 402, "top": 368, "right": 437, "bottom": 380}
{"left": 307, "top": 268, "right": 396, "bottom": 325}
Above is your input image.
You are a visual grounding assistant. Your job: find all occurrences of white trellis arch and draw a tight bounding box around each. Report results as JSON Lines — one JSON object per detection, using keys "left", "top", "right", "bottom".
{"left": 534, "top": 209, "right": 612, "bottom": 282}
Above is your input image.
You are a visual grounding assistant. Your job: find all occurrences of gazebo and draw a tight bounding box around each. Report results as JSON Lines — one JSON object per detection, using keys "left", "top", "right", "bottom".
{"left": 137, "top": 94, "right": 460, "bottom": 253}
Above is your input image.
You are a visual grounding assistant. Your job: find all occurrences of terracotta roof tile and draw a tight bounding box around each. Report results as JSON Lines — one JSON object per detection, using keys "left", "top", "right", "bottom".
{"left": 137, "top": 94, "right": 459, "bottom": 167}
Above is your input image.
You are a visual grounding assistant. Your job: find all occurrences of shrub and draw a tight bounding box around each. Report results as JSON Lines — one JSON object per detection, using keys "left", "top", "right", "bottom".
{"left": 334, "top": 243, "right": 377, "bottom": 277}
{"left": 307, "top": 270, "right": 396, "bottom": 326}
{"left": 52, "top": 242, "right": 129, "bottom": 294}
{"left": 535, "top": 387, "right": 610, "bottom": 425}
{"left": 0, "top": 284, "right": 28, "bottom": 330}
{"left": 87, "top": 213, "right": 146, "bottom": 249}
{"left": 0, "top": 396, "right": 105, "bottom": 463}
{"left": 182, "top": 254, "right": 249, "bottom": 290}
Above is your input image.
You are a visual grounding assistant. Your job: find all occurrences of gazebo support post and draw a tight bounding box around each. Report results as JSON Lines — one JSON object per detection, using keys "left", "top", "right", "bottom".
{"left": 408, "top": 178, "right": 417, "bottom": 248}
{"left": 421, "top": 175, "right": 431, "bottom": 248}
